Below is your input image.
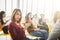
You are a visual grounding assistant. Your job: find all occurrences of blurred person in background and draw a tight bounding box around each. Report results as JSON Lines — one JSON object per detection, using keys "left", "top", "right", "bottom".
{"left": 32, "top": 14, "right": 39, "bottom": 28}
{"left": 47, "top": 11, "right": 60, "bottom": 40}
{"left": 0, "top": 11, "right": 6, "bottom": 30}
{"left": 38, "top": 14, "right": 48, "bottom": 32}
{"left": 0, "top": 11, "right": 9, "bottom": 34}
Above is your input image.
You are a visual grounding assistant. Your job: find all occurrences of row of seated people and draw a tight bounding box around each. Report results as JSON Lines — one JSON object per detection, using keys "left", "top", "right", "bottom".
{"left": 1, "top": 9, "right": 60, "bottom": 40}
{"left": 0, "top": 9, "right": 48, "bottom": 40}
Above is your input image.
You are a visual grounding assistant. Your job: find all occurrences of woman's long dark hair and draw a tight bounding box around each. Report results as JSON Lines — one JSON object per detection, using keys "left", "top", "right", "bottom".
{"left": 0, "top": 11, "right": 5, "bottom": 25}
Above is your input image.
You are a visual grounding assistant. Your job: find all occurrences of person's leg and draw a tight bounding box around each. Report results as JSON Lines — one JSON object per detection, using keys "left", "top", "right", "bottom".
{"left": 30, "top": 31, "right": 44, "bottom": 37}
{"left": 25, "top": 37, "right": 30, "bottom": 40}
{"left": 38, "top": 30, "right": 48, "bottom": 40}
{"left": 39, "top": 37, "right": 45, "bottom": 40}
{"left": 30, "top": 31, "right": 48, "bottom": 40}
{"left": 25, "top": 37, "right": 39, "bottom": 40}
{"left": 30, "top": 30, "right": 48, "bottom": 40}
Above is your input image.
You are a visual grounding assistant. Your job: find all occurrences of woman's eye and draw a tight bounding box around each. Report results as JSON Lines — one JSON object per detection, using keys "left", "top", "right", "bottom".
{"left": 17, "top": 13, "right": 19, "bottom": 15}
{"left": 16, "top": 13, "right": 21, "bottom": 16}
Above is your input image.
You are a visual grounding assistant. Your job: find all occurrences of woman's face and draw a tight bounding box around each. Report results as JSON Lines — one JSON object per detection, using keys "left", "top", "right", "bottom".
{"left": 2, "top": 13, "right": 6, "bottom": 18}
{"left": 33, "top": 14, "right": 37, "bottom": 18}
{"left": 29, "top": 14, "right": 32, "bottom": 19}
{"left": 14, "top": 11, "right": 21, "bottom": 22}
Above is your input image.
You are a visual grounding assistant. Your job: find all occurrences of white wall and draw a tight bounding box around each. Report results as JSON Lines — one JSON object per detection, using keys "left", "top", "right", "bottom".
{"left": 0, "top": 0, "right": 5, "bottom": 11}
{"left": 0, "top": 0, "right": 60, "bottom": 22}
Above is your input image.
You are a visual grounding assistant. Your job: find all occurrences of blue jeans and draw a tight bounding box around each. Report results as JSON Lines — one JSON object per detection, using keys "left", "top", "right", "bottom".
{"left": 30, "top": 30, "right": 48, "bottom": 40}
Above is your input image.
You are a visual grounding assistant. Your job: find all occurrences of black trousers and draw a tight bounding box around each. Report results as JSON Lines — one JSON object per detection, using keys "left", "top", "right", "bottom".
{"left": 2, "top": 26, "right": 8, "bottom": 34}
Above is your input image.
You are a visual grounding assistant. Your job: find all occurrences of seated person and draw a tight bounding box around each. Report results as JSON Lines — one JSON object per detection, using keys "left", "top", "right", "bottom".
{"left": 38, "top": 14, "right": 48, "bottom": 32}
{"left": 32, "top": 14, "right": 39, "bottom": 27}
{"left": 0, "top": 11, "right": 9, "bottom": 34}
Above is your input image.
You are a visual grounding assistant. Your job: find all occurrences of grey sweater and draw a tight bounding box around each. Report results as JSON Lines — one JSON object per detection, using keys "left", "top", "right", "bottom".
{"left": 47, "top": 19, "right": 60, "bottom": 40}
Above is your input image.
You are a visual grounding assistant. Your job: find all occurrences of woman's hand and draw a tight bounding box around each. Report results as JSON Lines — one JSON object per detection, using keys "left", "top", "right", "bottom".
{"left": 34, "top": 28, "right": 40, "bottom": 31}
{"left": 25, "top": 23, "right": 31, "bottom": 28}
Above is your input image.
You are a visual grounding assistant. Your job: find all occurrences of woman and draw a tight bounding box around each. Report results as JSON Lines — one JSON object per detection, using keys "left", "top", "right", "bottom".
{"left": 0, "top": 11, "right": 8, "bottom": 34}
{"left": 0, "top": 11, "right": 6, "bottom": 25}
{"left": 25, "top": 13, "right": 48, "bottom": 40}
{"left": 32, "top": 14, "right": 39, "bottom": 27}
{"left": 8, "top": 9, "right": 26, "bottom": 40}
{"left": 0, "top": 11, "right": 6, "bottom": 30}
{"left": 47, "top": 11, "right": 60, "bottom": 40}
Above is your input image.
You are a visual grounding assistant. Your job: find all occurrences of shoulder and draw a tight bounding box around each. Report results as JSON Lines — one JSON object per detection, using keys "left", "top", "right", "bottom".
{"left": 52, "top": 19, "right": 60, "bottom": 31}
{"left": 54, "top": 19, "right": 60, "bottom": 28}
{"left": 56, "top": 19, "right": 60, "bottom": 24}
{"left": 8, "top": 22, "right": 14, "bottom": 28}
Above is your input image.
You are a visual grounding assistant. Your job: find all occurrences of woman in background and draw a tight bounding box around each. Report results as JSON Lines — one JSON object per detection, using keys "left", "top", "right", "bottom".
{"left": 0, "top": 11, "right": 6, "bottom": 31}
{"left": 47, "top": 11, "right": 60, "bottom": 40}
{"left": 32, "top": 14, "right": 39, "bottom": 27}
{"left": 8, "top": 9, "right": 26, "bottom": 40}
{"left": 0, "top": 11, "right": 9, "bottom": 34}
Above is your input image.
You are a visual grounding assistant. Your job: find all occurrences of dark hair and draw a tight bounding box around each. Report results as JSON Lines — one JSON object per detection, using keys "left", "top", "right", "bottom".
{"left": 11, "top": 9, "right": 22, "bottom": 23}
{"left": 0, "top": 11, "right": 5, "bottom": 25}
{"left": 25, "top": 13, "right": 36, "bottom": 33}
{"left": 0, "top": 11, "right": 5, "bottom": 18}
{"left": 25, "top": 13, "right": 31, "bottom": 20}
{"left": 25, "top": 12, "right": 32, "bottom": 23}
{"left": 25, "top": 12, "right": 32, "bottom": 21}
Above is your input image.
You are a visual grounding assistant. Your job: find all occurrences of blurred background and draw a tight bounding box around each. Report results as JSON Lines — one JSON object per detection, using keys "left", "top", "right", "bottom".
{"left": 0, "top": 0, "right": 60, "bottom": 22}
{"left": 0, "top": 0, "right": 60, "bottom": 40}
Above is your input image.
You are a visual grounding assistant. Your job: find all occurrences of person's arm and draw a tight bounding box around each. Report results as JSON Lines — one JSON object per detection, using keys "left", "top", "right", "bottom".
{"left": 33, "top": 28, "right": 40, "bottom": 31}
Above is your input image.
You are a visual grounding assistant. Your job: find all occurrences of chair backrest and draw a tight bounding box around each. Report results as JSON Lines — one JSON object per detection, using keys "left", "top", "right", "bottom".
{"left": 48, "top": 24, "right": 52, "bottom": 33}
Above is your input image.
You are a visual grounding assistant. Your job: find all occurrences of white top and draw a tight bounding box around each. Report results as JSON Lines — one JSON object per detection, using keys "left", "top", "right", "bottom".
{"left": 4, "top": 20, "right": 11, "bottom": 26}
